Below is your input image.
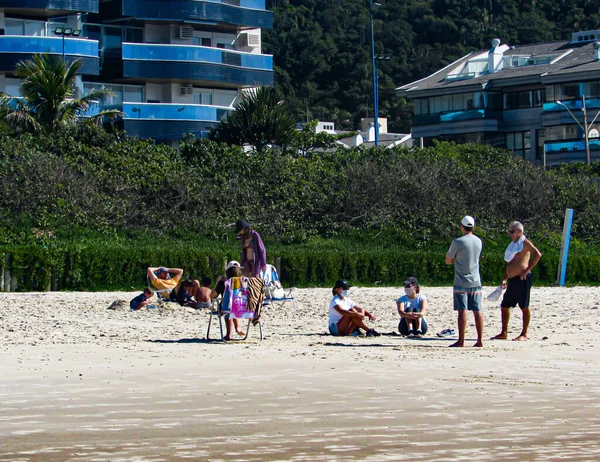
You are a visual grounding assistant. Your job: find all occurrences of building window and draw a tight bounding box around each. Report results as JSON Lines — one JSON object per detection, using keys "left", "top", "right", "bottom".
{"left": 506, "top": 131, "right": 531, "bottom": 158}
{"left": 503, "top": 89, "right": 545, "bottom": 109}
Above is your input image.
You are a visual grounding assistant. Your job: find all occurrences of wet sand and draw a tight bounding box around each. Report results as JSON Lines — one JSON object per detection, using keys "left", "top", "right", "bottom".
{"left": 1, "top": 286, "right": 600, "bottom": 461}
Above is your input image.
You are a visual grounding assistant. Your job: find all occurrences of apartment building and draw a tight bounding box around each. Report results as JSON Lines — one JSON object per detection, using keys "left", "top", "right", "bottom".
{"left": 0, "top": 0, "right": 273, "bottom": 144}
{"left": 397, "top": 32, "right": 600, "bottom": 166}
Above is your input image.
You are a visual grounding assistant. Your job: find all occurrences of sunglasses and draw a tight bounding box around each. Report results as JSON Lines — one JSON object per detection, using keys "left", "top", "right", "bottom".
{"left": 508, "top": 229, "right": 518, "bottom": 234}
{"left": 403, "top": 284, "right": 413, "bottom": 288}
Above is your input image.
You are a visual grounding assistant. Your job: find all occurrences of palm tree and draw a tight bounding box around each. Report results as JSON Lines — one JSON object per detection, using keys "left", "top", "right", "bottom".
{"left": 210, "top": 86, "right": 296, "bottom": 152}
{"left": 0, "top": 54, "right": 120, "bottom": 134}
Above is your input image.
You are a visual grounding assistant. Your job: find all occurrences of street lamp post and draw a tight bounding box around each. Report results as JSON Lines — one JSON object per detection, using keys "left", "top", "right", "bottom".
{"left": 556, "top": 95, "right": 600, "bottom": 166}
{"left": 53, "top": 27, "right": 82, "bottom": 62}
{"left": 369, "top": 1, "right": 381, "bottom": 147}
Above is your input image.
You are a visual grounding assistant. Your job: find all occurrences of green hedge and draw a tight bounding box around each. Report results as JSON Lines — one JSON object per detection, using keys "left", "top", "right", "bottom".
{"left": 2, "top": 244, "right": 597, "bottom": 291}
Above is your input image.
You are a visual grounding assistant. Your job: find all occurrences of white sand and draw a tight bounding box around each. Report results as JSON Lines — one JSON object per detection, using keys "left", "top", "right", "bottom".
{"left": 1, "top": 286, "right": 600, "bottom": 461}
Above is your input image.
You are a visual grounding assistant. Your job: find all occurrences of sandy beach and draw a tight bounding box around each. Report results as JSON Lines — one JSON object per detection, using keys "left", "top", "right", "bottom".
{"left": 1, "top": 286, "right": 600, "bottom": 461}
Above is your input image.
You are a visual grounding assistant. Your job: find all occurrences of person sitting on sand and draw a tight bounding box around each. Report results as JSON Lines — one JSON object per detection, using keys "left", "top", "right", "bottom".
{"left": 176, "top": 280, "right": 197, "bottom": 307}
{"left": 397, "top": 277, "right": 429, "bottom": 338}
{"left": 130, "top": 287, "right": 154, "bottom": 310}
{"left": 194, "top": 276, "right": 212, "bottom": 309}
{"left": 212, "top": 261, "right": 246, "bottom": 340}
{"left": 328, "top": 279, "right": 380, "bottom": 337}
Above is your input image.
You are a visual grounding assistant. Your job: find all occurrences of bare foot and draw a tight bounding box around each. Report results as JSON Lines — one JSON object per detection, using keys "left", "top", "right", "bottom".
{"left": 491, "top": 334, "right": 508, "bottom": 340}
{"left": 473, "top": 341, "right": 484, "bottom": 347}
{"left": 449, "top": 341, "right": 464, "bottom": 347}
{"left": 513, "top": 335, "right": 528, "bottom": 341}
{"left": 236, "top": 330, "right": 246, "bottom": 337}
{"left": 223, "top": 336, "right": 231, "bottom": 341}
{"left": 369, "top": 315, "right": 377, "bottom": 321}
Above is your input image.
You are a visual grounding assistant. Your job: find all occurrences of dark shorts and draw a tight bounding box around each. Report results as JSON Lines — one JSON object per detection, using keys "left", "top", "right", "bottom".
{"left": 453, "top": 286, "right": 482, "bottom": 311}
{"left": 501, "top": 273, "right": 533, "bottom": 309}
{"left": 398, "top": 317, "right": 428, "bottom": 335}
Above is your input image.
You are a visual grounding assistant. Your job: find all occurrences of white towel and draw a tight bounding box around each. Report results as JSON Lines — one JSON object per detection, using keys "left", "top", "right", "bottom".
{"left": 504, "top": 235, "right": 525, "bottom": 262}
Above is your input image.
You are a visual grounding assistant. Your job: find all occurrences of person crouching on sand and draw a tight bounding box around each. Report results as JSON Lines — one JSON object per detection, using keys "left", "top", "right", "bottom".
{"left": 397, "top": 277, "right": 429, "bottom": 338}
{"left": 328, "top": 279, "right": 380, "bottom": 337}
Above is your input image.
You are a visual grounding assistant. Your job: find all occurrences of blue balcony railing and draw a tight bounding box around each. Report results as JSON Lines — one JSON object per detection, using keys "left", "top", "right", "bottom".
{"left": 440, "top": 109, "right": 501, "bottom": 122}
{"left": 122, "top": 43, "right": 272, "bottom": 71}
{"left": 544, "top": 139, "right": 600, "bottom": 154}
{"left": 121, "top": 0, "right": 272, "bottom": 29}
{"left": 0, "top": 0, "right": 98, "bottom": 13}
{"left": 543, "top": 99, "right": 600, "bottom": 112}
{"left": 413, "top": 109, "right": 500, "bottom": 125}
{"left": 89, "top": 102, "right": 230, "bottom": 122}
{"left": 0, "top": 36, "right": 99, "bottom": 58}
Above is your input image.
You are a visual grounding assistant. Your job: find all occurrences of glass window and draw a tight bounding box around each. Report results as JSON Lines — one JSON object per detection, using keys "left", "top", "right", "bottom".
{"left": 5, "top": 19, "right": 24, "bottom": 35}
{"left": 124, "top": 86, "right": 144, "bottom": 103}
{"left": 559, "top": 84, "right": 578, "bottom": 100}
{"left": 5, "top": 78, "right": 21, "bottom": 97}
{"left": 84, "top": 25, "right": 102, "bottom": 42}
{"left": 25, "top": 21, "right": 45, "bottom": 37}
{"left": 124, "top": 27, "right": 143, "bottom": 43}
{"left": 518, "top": 91, "right": 532, "bottom": 109}
{"left": 103, "top": 26, "right": 122, "bottom": 48}
{"left": 103, "top": 84, "right": 123, "bottom": 105}
{"left": 194, "top": 91, "right": 213, "bottom": 105}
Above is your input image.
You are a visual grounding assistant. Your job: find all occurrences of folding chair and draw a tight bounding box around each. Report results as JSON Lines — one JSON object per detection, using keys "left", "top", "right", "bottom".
{"left": 146, "top": 274, "right": 175, "bottom": 303}
{"left": 207, "top": 277, "right": 265, "bottom": 341}
{"left": 260, "top": 264, "right": 297, "bottom": 308}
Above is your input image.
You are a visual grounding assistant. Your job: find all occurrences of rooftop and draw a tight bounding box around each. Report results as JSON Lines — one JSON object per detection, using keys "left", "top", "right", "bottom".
{"left": 397, "top": 33, "right": 600, "bottom": 97}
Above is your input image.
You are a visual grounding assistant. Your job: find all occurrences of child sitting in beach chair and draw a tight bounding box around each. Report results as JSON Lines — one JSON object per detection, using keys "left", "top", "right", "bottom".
{"left": 130, "top": 287, "right": 154, "bottom": 310}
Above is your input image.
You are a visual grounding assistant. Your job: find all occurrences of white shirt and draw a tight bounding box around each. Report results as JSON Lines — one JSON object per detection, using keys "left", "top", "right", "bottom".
{"left": 329, "top": 295, "right": 356, "bottom": 325}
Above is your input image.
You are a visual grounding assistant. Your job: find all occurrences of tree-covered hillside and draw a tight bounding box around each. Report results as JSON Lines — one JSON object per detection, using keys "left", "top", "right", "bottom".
{"left": 264, "top": 0, "right": 600, "bottom": 132}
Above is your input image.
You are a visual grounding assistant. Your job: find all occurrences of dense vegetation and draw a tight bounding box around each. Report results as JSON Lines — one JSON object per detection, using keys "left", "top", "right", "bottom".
{"left": 264, "top": 0, "right": 600, "bottom": 132}
{"left": 1, "top": 126, "right": 599, "bottom": 289}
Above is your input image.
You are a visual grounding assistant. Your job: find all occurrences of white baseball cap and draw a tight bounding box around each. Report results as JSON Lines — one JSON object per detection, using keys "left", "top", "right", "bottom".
{"left": 226, "top": 260, "right": 242, "bottom": 270}
{"left": 461, "top": 215, "right": 475, "bottom": 227}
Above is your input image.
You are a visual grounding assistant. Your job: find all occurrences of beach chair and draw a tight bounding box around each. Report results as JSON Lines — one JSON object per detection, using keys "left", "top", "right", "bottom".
{"left": 146, "top": 274, "right": 175, "bottom": 302}
{"left": 260, "top": 264, "right": 296, "bottom": 308}
{"left": 206, "top": 276, "right": 265, "bottom": 341}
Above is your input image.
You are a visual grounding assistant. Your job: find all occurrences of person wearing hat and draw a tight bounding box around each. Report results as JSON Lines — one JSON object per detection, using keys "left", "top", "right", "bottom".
{"left": 445, "top": 215, "right": 484, "bottom": 347}
{"left": 396, "top": 277, "right": 429, "bottom": 338}
{"left": 211, "top": 260, "right": 245, "bottom": 339}
{"left": 235, "top": 219, "right": 266, "bottom": 278}
{"left": 328, "top": 279, "right": 380, "bottom": 337}
{"left": 147, "top": 266, "right": 183, "bottom": 296}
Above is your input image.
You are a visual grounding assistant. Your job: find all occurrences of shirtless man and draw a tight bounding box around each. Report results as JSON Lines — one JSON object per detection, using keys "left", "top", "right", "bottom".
{"left": 491, "top": 221, "right": 542, "bottom": 341}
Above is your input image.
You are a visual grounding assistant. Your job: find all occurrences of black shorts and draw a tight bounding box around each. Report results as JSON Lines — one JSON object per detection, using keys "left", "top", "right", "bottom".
{"left": 501, "top": 273, "right": 533, "bottom": 309}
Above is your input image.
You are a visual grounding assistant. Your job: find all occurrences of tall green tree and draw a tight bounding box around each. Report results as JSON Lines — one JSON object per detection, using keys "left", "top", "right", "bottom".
{"left": 210, "top": 86, "right": 296, "bottom": 152}
{"left": 0, "top": 54, "right": 120, "bottom": 134}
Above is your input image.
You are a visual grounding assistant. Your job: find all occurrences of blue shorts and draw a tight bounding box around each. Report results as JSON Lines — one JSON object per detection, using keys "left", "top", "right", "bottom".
{"left": 329, "top": 323, "right": 339, "bottom": 336}
{"left": 453, "top": 286, "right": 482, "bottom": 311}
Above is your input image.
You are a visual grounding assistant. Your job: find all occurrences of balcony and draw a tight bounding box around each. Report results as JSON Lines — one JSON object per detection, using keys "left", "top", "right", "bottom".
{"left": 120, "top": 102, "right": 231, "bottom": 122}
{"left": 0, "top": 36, "right": 99, "bottom": 74}
{"left": 119, "top": 0, "right": 272, "bottom": 29}
{"left": 0, "top": 0, "right": 98, "bottom": 13}
{"left": 543, "top": 99, "right": 600, "bottom": 112}
{"left": 544, "top": 140, "right": 600, "bottom": 165}
{"left": 413, "top": 109, "right": 501, "bottom": 125}
{"left": 106, "top": 43, "right": 273, "bottom": 87}
{"left": 84, "top": 102, "right": 233, "bottom": 140}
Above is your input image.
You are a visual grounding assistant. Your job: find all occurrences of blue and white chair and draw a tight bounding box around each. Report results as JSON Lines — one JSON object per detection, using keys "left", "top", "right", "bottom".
{"left": 259, "top": 264, "right": 297, "bottom": 308}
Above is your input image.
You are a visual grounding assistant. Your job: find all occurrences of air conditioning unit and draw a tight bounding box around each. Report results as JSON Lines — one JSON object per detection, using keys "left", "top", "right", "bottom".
{"left": 237, "top": 32, "right": 261, "bottom": 48}
{"left": 175, "top": 26, "right": 194, "bottom": 40}
{"left": 180, "top": 85, "right": 193, "bottom": 95}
